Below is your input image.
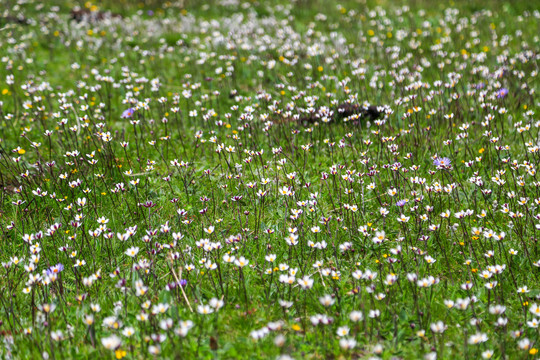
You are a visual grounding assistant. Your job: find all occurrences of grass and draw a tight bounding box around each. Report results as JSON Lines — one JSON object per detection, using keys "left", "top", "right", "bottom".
{"left": 0, "top": 0, "right": 539, "bottom": 359}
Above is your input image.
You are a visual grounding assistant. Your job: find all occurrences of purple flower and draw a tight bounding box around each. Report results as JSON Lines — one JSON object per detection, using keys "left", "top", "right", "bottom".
{"left": 121, "top": 108, "right": 135, "bottom": 119}
{"left": 496, "top": 88, "right": 508, "bottom": 99}
{"left": 47, "top": 263, "right": 64, "bottom": 277}
{"left": 396, "top": 200, "right": 406, "bottom": 207}
{"left": 166, "top": 282, "right": 178, "bottom": 290}
{"left": 433, "top": 157, "right": 451, "bottom": 168}
{"left": 179, "top": 279, "right": 187, "bottom": 287}
{"left": 139, "top": 200, "right": 156, "bottom": 208}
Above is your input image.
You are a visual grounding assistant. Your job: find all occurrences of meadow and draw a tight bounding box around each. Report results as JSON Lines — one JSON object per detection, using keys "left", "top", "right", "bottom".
{"left": 0, "top": 0, "right": 539, "bottom": 358}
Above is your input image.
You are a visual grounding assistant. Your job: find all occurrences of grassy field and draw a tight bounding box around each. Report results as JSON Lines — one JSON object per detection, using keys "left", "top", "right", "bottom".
{"left": 0, "top": 0, "right": 539, "bottom": 358}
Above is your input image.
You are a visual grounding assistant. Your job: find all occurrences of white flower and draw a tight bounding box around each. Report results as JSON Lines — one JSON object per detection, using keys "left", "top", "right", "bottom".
{"left": 468, "top": 332, "right": 488, "bottom": 345}
{"left": 125, "top": 247, "right": 139, "bottom": 257}
{"left": 159, "top": 318, "right": 174, "bottom": 330}
{"left": 336, "top": 326, "right": 350, "bottom": 337}
{"left": 148, "top": 345, "right": 160, "bottom": 355}
{"left": 339, "top": 337, "right": 357, "bottom": 350}
{"left": 101, "top": 335, "right": 121, "bottom": 350}
{"left": 234, "top": 256, "right": 249, "bottom": 268}
{"left": 530, "top": 303, "right": 540, "bottom": 317}
{"left": 297, "top": 276, "right": 314, "bottom": 290}
{"left": 197, "top": 305, "right": 214, "bottom": 315}
{"left": 319, "top": 294, "right": 335, "bottom": 307}
{"left": 151, "top": 303, "right": 169, "bottom": 315}
{"left": 209, "top": 298, "right": 224, "bottom": 310}
{"left": 349, "top": 311, "right": 363, "bottom": 322}
{"left": 397, "top": 214, "right": 410, "bottom": 223}
{"left": 430, "top": 321, "right": 446, "bottom": 333}
{"left": 481, "top": 350, "right": 494, "bottom": 359}
{"left": 518, "top": 338, "right": 531, "bottom": 350}
{"left": 122, "top": 327, "right": 135, "bottom": 337}
{"left": 372, "top": 230, "right": 385, "bottom": 244}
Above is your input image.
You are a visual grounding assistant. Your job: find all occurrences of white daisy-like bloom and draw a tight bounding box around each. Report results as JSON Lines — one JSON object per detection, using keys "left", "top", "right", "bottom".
{"left": 125, "top": 246, "right": 139, "bottom": 257}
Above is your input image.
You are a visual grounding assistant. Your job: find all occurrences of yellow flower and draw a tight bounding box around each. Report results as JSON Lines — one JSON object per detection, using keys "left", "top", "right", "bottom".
{"left": 115, "top": 349, "right": 127, "bottom": 359}
{"left": 18, "top": 149, "right": 26, "bottom": 155}
{"left": 529, "top": 348, "right": 538, "bottom": 355}
{"left": 292, "top": 324, "right": 301, "bottom": 331}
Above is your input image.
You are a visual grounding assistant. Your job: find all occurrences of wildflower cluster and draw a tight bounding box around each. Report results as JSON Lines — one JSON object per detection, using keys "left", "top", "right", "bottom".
{"left": 0, "top": 0, "right": 539, "bottom": 359}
